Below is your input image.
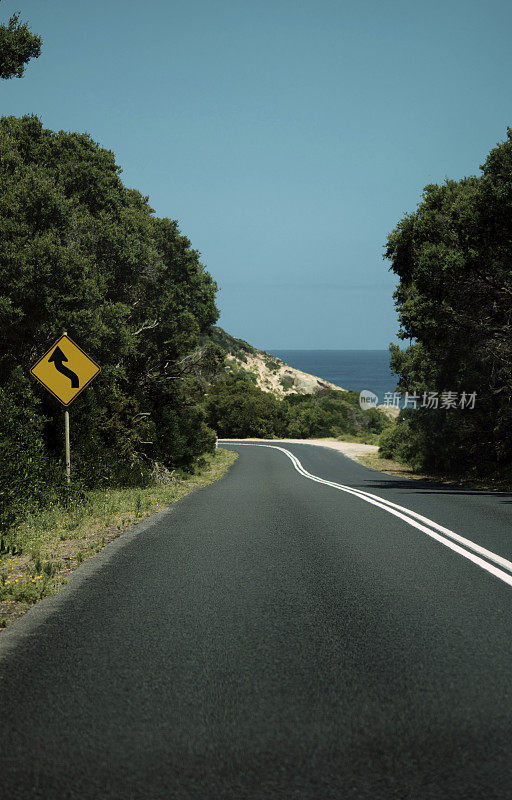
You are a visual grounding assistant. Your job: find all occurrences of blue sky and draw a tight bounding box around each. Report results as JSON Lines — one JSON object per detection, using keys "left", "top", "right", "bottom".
{"left": 2, "top": 0, "right": 511, "bottom": 348}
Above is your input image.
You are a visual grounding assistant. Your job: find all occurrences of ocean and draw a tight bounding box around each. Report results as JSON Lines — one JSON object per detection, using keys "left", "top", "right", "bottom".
{"left": 268, "top": 350, "right": 399, "bottom": 403}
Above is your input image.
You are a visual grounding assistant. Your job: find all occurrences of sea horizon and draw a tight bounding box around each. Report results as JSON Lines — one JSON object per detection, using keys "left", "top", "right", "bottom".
{"left": 267, "top": 348, "right": 400, "bottom": 401}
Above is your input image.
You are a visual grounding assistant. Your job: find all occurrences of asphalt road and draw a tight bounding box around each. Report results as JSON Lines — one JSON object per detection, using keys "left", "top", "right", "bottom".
{"left": 2, "top": 441, "right": 512, "bottom": 799}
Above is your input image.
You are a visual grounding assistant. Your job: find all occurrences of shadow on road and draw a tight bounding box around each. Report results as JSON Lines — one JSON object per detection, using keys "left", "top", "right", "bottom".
{"left": 357, "top": 477, "right": 512, "bottom": 502}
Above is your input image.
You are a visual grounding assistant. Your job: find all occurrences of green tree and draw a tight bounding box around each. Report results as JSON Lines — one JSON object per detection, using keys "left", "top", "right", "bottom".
{"left": 384, "top": 129, "right": 512, "bottom": 475}
{"left": 0, "top": 3, "right": 42, "bottom": 79}
{"left": 206, "top": 373, "right": 287, "bottom": 439}
{"left": 0, "top": 115, "right": 220, "bottom": 528}
{"left": 0, "top": 369, "right": 51, "bottom": 532}
{"left": 205, "top": 372, "right": 391, "bottom": 441}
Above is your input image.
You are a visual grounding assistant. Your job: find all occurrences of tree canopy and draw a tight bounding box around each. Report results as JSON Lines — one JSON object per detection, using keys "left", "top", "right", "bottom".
{"left": 205, "top": 372, "right": 390, "bottom": 440}
{"left": 0, "top": 115, "right": 222, "bottom": 527}
{"left": 384, "top": 129, "right": 512, "bottom": 475}
{"left": 0, "top": 3, "right": 42, "bottom": 79}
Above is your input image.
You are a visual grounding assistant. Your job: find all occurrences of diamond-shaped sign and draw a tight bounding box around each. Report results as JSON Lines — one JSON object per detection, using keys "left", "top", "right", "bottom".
{"left": 30, "top": 335, "right": 100, "bottom": 406}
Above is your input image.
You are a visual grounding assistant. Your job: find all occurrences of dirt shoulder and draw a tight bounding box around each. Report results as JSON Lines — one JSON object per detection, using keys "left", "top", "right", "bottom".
{"left": 0, "top": 449, "right": 237, "bottom": 629}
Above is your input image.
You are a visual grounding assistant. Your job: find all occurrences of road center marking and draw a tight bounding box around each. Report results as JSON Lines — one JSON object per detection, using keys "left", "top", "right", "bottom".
{"left": 221, "top": 441, "right": 512, "bottom": 590}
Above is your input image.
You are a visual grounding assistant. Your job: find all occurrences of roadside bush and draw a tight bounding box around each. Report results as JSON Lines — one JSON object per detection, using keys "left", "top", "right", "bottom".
{"left": 0, "top": 370, "right": 57, "bottom": 532}
{"left": 282, "top": 392, "right": 392, "bottom": 439}
{"left": 206, "top": 373, "right": 287, "bottom": 438}
{"left": 378, "top": 414, "right": 426, "bottom": 470}
{"left": 205, "top": 372, "right": 392, "bottom": 441}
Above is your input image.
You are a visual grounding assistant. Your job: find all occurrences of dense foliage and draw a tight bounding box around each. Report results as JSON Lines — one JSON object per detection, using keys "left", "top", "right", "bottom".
{"left": 0, "top": 3, "right": 42, "bottom": 80}
{"left": 0, "top": 114, "right": 223, "bottom": 530}
{"left": 205, "top": 372, "right": 391, "bottom": 440}
{"left": 383, "top": 129, "right": 512, "bottom": 476}
{"left": 209, "top": 326, "right": 257, "bottom": 361}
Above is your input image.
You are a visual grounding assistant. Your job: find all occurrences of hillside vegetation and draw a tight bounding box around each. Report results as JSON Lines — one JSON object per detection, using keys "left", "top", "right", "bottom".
{"left": 204, "top": 328, "right": 392, "bottom": 440}
{"left": 209, "top": 327, "right": 346, "bottom": 395}
{"left": 204, "top": 371, "right": 391, "bottom": 441}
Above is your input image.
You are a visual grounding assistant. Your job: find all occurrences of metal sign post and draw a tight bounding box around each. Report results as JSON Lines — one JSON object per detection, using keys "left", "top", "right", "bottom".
{"left": 30, "top": 332, "right": 101, "bottom": 484}
{"left": 64, "top": 409, "right": 71, "bottom": 484}
{"left": 63, "top": 331, "right": 71, "bottom": 485}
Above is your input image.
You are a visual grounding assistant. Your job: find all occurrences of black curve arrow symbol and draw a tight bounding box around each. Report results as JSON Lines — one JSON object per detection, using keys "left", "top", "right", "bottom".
{"left": 48, "top": 346, "right": 80, "bottom": 388}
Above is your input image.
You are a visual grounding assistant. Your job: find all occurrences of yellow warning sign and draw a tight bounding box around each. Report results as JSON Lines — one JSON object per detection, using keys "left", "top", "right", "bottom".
{"left": 30, "top": 335, "right": 100, "bottom": 406}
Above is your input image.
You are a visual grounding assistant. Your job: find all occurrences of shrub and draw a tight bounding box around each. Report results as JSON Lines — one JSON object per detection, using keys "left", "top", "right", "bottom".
{"left": 378, "top": 415, "right": 425, "bottom": 470}
{"left": 205, "top": 375, "right": 392, "bottom": 442}
{"left": 0, "top": 369, "right": 58, "bottom": 532}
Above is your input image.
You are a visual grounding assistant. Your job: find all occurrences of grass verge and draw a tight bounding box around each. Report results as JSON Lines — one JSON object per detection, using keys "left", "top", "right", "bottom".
{"left": 0, "top": 448, "right": 237, "bottom": 629}
{"left": 334, "top": 432, "right": 382, "bottom": 446}
{"left": 356, "top": 452, "right": 426, "bottom": 479}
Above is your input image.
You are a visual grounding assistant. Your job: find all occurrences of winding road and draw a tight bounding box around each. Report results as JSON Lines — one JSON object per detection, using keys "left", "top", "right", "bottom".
{"left": 1, "top": 441, "right": 512, "bottom": 799}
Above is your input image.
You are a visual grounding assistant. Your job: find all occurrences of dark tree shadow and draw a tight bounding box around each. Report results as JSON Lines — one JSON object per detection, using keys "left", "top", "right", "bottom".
{"left": 355, "top": 476, "right": 512, "bottom": 501}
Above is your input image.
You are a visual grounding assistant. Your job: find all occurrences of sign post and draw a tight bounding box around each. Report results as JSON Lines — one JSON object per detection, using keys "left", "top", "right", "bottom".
{"left": 30, "top": 333, "right": 101, "bottom": 483}
{"left": 64, "top": 409, "right": 71, "bottom": 484}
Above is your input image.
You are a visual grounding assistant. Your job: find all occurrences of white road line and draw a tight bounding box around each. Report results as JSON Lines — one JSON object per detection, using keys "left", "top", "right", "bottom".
{"left": 221, "top": 441, "right": 512, "bottom": 589}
